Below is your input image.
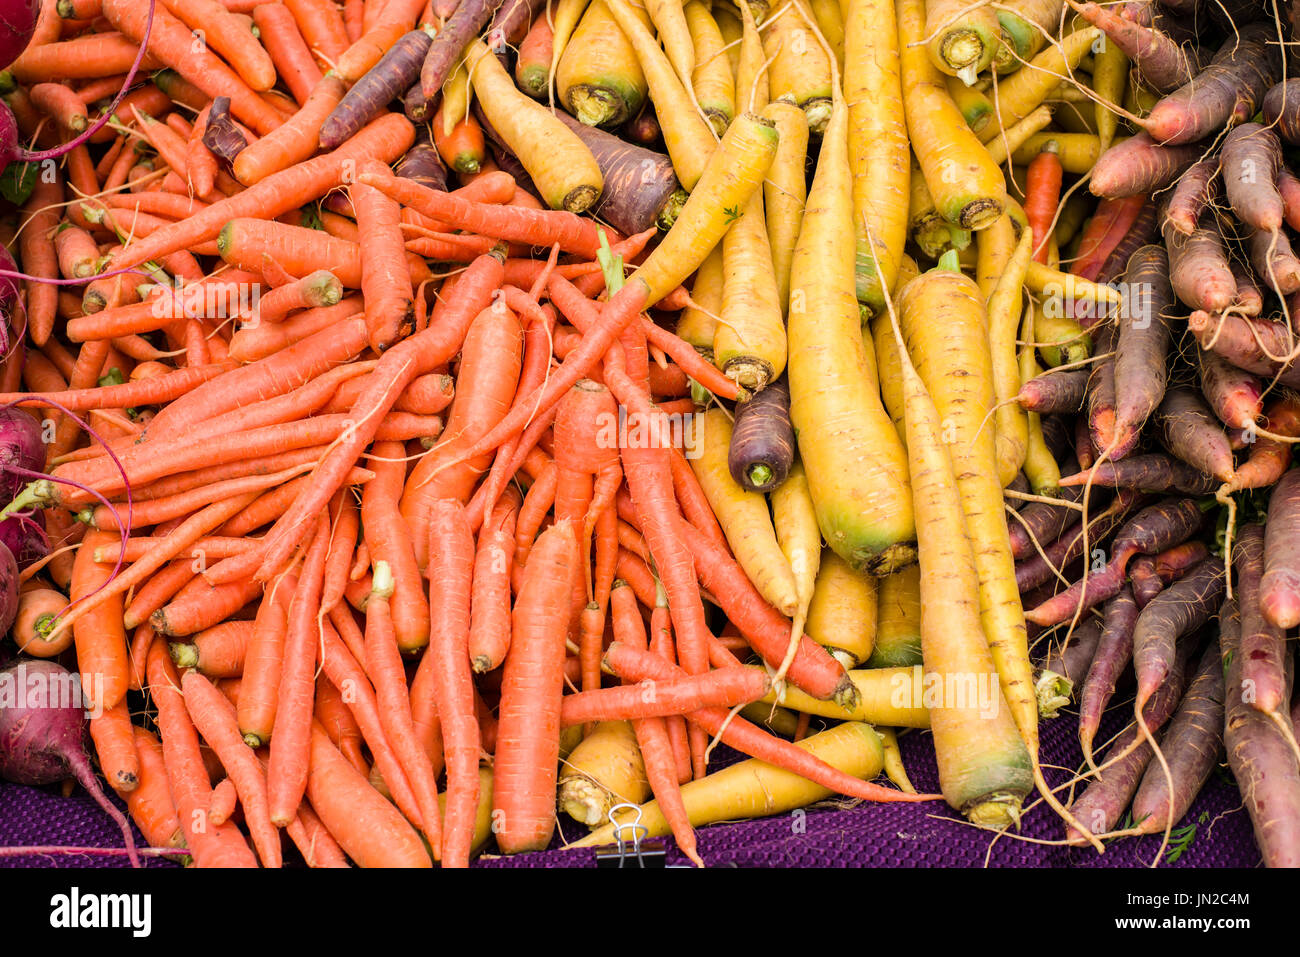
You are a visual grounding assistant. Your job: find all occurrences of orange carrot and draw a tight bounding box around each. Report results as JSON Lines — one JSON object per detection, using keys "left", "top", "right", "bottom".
{"left": 469, "top": 487, "right": 519, "bottom": 672}
{"left": 284, "top": 0, "right": 350, "bottom": 67}
{"left": 362, "top": 440, "right": 429, "bottom": 652}
{"left": 364, "top": 561, "right": 444, "bottom": 855}
{"left": 19, "top": 174, "right": 63, "bottom": 347}
{"left": 561, "top": 665, "right": 770, "bottom": 725}
{"left": 101, "top": 0, "right": 283, "bottom": 134}
{"left": 251, "top": 250, "right": 505, "bottom": 580}
{"left": 146, "top": 642, "right": 258, "bottom": 866}
{"left": 494, "top": 518, "right": 580, "bottom": 854}
{"left": 402, "top": 298, "right": 524, "bottom": 566}
{"left": 182, "top": 669, "right": 284, "bottom": 867}
{"left": 355, "top": 159, "right": 415, "bottom": 351}
{"left": 314, "top": 673, "right": 368, "bottom": 774}
{"left": 1025, "top": 142, "right": 1063, "bottom": 264}
{"left": 305, "top": 722, "right": 432, "bottom": 867}
{"left": 266, "top": 511, "right": 330, "bottom": 825}
{"left": 172, "top": 620, "right": 253, "bottom": 677}
{"left": 70, "top": 530, "right": 130, "bottom": 714}
{"left": 88, "top": 699, "right": 140, "bottom": 793}
{"left": 233, "top": 74, "right": 346, "bottom": 185}
{"left": 253, "top": 2, "right": 324, "bottom": 105}
{"left": 238, "top": 569, "right": 298, "bottom": 746}
{"left": 89, "top": 113, "right": 415, "bottom": 292}
{"left": 608, "top": 579, "right": 701, "bottom": 863}
{"left": 423, "top": 499, "right": 478, "bottom": 867}
{"left": 126, "top": 727, "right": 183, "bottom": 849}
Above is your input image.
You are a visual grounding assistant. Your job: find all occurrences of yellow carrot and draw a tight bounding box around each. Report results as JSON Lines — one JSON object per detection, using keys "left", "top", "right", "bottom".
{"left": 845, "top": 0, "right": 909, "bottom": 313}
{"left": 885, "top": 253, "right": 1032, "bottom": 827}
{"left": 805, "top": 547, "right": 877, "bottom": 668}
{"left": 979, "top": 27, "right": 1098, "bottom": 141}
{"left": 556, "top": 720, "right": 650, "bottom": 826}
{"left": 762, "top": 0, "right": 834, "bottom": 132}
{"left": 465, "top": 37, "right": 603, "bottom": 211}
{"left": 899, "top": 0, "right": 1005, "bottom": 230}
{"left": 603, "top": 0, "right": 716, "bottom": 190}
{"left": 628, "top": 111, "right": 777, "bottom": 305}
{"left": 987, "top": 216, "right": 1033, "bottom": 487}
{"left": 868, "top": 564, "right": 922, "bottom": 667}
{"left": 897, "top": 252, "right": 1038, "bottom": 761}
{"left": 764, "top": 667, "right": 930, "bottom": 727}
{"left": 714, "top": 187, "right": 786, "bottom": 391}
{"left": 572, "top": 722, "right": 885, "bottom": 846}
{"left": 684, "top": 0, "right": 735, "bottom": 134}
{"left": 788, "top": 58, "right": 914, "bottom": 574}
{"left": 762, "top": 97, "right": 808, "bottom": 311}
{"left": 674, "top": 244, "right": 723, "bottom": 352}
{"left": 924, "top": 0, "right": 1000, "bottom": 83}
{"left": 556, "top": 0, "right": 648, "bottom": 126}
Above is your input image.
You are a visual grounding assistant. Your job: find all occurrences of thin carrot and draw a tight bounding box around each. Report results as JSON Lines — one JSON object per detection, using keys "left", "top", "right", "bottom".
{"left": 266, "top": 511, "right": 330, "bottom": 826}
{"left": 146, "top": 642, "right": 258, "bottom": 866}
{"left": 253, "top": 3, "right": 325, "bottom": 105}
{"left": 182, "top": 669, "right": 283, "bottom": 867}
{"left": 494, "top": 518, "right": 580, "bottom": 854}
{"left": 424, "top": 499, "right": 478, "bottom": 867}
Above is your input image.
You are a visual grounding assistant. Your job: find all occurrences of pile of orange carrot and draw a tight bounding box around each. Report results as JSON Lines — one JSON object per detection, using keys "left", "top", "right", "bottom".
{"left": 0, "top": 0, "right": 937, "bottom": 868}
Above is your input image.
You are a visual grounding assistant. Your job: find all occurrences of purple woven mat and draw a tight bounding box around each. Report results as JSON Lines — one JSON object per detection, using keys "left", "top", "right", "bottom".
{"left": 0, "top": 704, "right": 1260, "bottom": 867}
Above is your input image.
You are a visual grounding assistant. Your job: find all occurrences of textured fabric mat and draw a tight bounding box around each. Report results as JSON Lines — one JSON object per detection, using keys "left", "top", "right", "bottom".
{"left": 0, "top": 704, "right": 1259, "bottom": 868}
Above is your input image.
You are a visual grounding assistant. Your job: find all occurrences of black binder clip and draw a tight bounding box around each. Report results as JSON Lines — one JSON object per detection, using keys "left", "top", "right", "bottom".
{"left": 594, "top": 803, "right": 668, "bottom": 868}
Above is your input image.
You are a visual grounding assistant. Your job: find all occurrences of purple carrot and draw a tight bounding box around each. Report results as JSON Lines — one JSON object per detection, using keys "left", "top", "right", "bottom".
{"left": 728, "top": 375, "right": 793, "bottom": 492}
{"left": 1025, "top": 497, "right": 1203, "bottom": 627}
{"left": 1222, "top": 123, "right": 1284, "bottom": 232}
{"left": 1017, "top": 368, "right": 1088, "bottom": 414}
{"left": 1154, "top": 386, "right": 1235, "bottom": 484}
{"left": 1090, "top": 131, "right": 1206, "bottom": 198}
{"left": 488, "top": 0, "right": 540, "bottom": 47}
{"left": 1228, "top": 260, "right": 1264, "bottom": 316}
{"left": 1073, "top": 1, "right": 1200, "bottom": 94}
{"left": 1234, "top": 523, "right": 1288, "bottom": 716}
{"left": 1130, "top": 637, "right": 1225, "bottom": 834}
{"left": 1035, "top": 616, "right": 1104, "bottom": 718}
{"left": 1087, "top": 321, "right": 1118, "bottom": 456}
{"left": 1279, "top": 166, "right": 1300, "bottom": 231}
{"left": 320, "top": 28, "right": 434, "bottom": 151}
{"left": 1008, "top": 459, "right": 1086, "bottom": 560}
{"left": 549, "top": 109, "right": 686, "bottom": 234}
{"left": 1131, "top": 555, "right": 1225, "bottom": 713}
{"left": 1041, "top": 413, "right": 1073, "bottom": 462}
{"left": 1245, "top": 223, "right": 1300, "bottom": 296}
{"left": 1261, "top": 468, "right": 1300, "bottom": 629}
{"left": 1142, "top": 23, "right": 1282, "bottom": 146}
{"left": 1198, "top": 349, "right": 1262, "bottom": 433}
{"left": 1221, "top": 598, "right": 1300, "bottom": 868}
{"left": 1014, "top": 489, "right": 1141, "bottom": 592}
{"left": 1263, "top": 80, "right": 1300, "bottom": 145}
{"left": 1130, "top": 540, "right": 1210, "bottom": 608}
{"left": 1111, "top": 243, "right": 1174, "bottom": 459}
{"left": 394, "top": 129, "right": 449, "bottom": 193}
{"left": 1078, "top": 585, "right": 1140, "bottom": 764}
{"left": 1059, "top": 453, "right": 1221, "bottom": 496}
{"left": 1164, "top": 157, "right": 1219, "bottom": 236}
{"left": 420, "top": 0, "right": 505, "bottom": 98}
{"left": 1163, "top": 212, "right": 1237, "bottom": 314}
{"left": 200, "top": 96, "right": 246, "bottom": 171}
{"left": 1187, "top": 310, "right": 1300, "bottom": 387}
{"left": 1066, "top": 638, "right": 1193, "bottom": 846}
